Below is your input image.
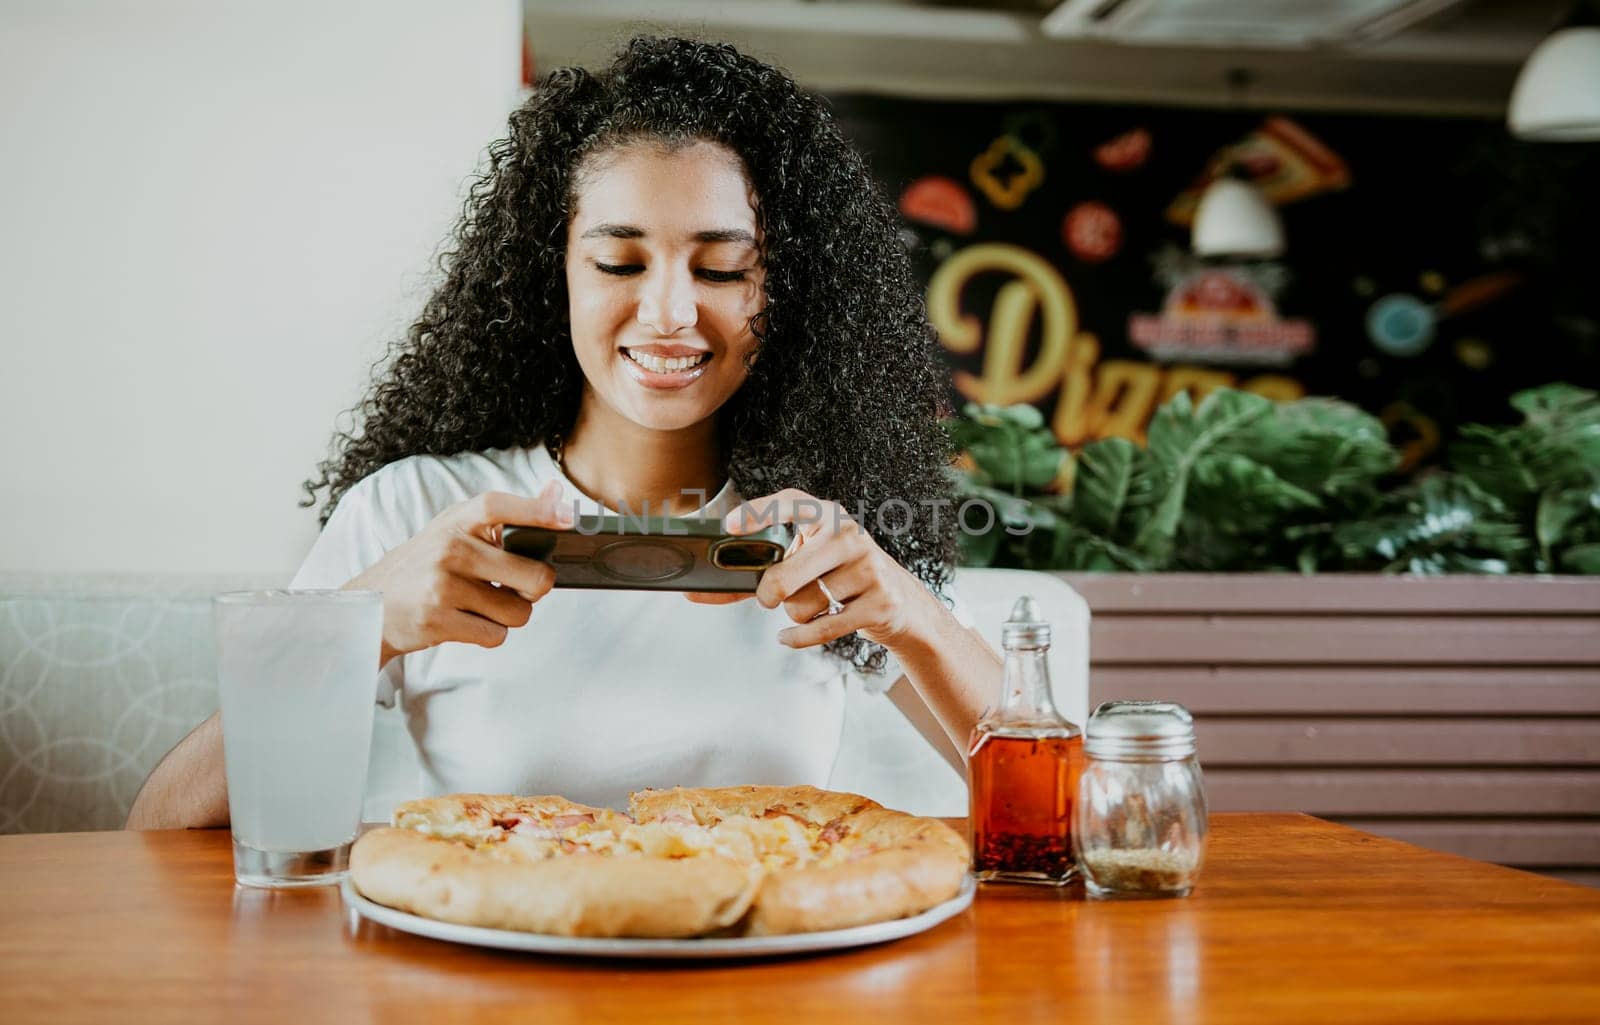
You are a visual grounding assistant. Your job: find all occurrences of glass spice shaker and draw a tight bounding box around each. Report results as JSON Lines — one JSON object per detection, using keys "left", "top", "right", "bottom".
{"left": 967, "top": 597, "right": 1084, "bottom": 886}
{"left": 1073, "top": 701, "right": 1208, "bottom": 899}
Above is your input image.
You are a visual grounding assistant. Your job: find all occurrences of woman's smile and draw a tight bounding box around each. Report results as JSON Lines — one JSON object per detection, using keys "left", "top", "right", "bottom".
{"left": 619, "top": 345, "right": 714, "bottom": 389}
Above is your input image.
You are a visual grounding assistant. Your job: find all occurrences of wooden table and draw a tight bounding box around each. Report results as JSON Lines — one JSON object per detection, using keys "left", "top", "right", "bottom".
{"left": 3, "top": 814, "right": 1597, "bottom": 1024}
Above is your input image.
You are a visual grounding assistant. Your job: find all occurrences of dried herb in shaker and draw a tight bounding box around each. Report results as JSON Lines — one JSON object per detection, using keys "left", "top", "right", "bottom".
{"left": 1079, "top": 849, "right": 1200, "bottom": 892}
{"left": 1073, "top": 701, "right": 1208, "bottom": 899}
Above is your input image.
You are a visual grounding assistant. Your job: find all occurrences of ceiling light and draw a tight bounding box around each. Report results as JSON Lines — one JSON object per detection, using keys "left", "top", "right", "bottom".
{"left": 1509, "top": 4, "right": 1600, "bottom": 141}
{"left": 1192, "top": 170, "right": 1285, "bottom": 259}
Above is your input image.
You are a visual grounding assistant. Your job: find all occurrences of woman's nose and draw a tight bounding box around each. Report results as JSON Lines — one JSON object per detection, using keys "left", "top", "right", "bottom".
{"left": 636, "top": 267, "right": 698, "bottom": 335}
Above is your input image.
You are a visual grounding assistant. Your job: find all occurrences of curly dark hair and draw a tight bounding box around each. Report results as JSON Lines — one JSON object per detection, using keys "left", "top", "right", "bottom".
{"left": 302, "top": 35, "right": 959, "bottom": 672}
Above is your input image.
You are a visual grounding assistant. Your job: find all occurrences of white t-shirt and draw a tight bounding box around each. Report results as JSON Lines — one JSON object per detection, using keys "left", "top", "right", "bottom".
{"left": 289, "top": 444, "right": 969, "bottom": 810}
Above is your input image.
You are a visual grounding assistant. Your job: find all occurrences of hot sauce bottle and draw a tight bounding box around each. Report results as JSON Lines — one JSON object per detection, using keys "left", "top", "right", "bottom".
{"left": 968, "top": 597, "right": 1084, "bottom": 885}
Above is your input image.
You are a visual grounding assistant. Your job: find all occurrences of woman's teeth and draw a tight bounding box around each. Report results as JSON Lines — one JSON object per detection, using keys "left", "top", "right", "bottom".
{"left": 625, "top": 350, "right": 710, "bottom": 374}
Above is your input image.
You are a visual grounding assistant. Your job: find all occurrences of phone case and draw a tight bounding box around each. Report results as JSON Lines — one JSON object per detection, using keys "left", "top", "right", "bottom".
{"left": 501, "top": 516, "right": 794, "bottom": 592}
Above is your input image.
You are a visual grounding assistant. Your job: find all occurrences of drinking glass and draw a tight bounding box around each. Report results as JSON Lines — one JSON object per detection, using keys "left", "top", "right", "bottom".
{"left": 214, "top": 590, "right": 383, "bottom": 888}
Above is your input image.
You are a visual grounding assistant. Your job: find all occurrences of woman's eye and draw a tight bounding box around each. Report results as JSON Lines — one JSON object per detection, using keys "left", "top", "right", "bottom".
{"left": 593, "top": 263, "right": 746, "bottom": 282}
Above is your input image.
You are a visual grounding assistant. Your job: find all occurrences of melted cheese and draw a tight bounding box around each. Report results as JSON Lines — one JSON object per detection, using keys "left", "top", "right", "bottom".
{"left": 397, "top": 802, "right": 866, "bottom": 871}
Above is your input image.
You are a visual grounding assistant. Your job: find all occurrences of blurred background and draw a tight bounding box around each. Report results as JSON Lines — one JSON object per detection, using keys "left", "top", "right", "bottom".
{"left": 3, "top": 0, "right": 1596, "bottom": 574}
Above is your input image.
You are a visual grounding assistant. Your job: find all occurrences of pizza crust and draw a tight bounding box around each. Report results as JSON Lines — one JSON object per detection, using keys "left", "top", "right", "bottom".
{"left": 349, "top": 785, "right": 970, "bottom": 938}
{"left": 350, "top": 827, "right": 760, "bottom": 938}
{"left": 746, "top": 807, "right": 970, "bottom": 936}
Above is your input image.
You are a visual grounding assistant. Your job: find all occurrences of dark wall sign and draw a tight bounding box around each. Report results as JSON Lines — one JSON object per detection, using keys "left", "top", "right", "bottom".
{"left": 827, "top": 94, "right": 1600, "bottom": 468}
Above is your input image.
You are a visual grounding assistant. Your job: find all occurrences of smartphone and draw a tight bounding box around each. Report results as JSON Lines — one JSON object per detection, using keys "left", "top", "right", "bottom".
{"left": 501, "top": 515, "right": 794, "bottom": 593}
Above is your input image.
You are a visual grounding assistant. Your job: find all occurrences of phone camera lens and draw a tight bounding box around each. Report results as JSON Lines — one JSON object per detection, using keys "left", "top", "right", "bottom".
{"left": 711, "top": 540, "right": 775, "bottom": 571}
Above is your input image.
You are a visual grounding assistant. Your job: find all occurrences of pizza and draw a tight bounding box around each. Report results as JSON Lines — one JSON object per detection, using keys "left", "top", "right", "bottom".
{"left": 349, "top": 785, "right": 970, "bottom": 938}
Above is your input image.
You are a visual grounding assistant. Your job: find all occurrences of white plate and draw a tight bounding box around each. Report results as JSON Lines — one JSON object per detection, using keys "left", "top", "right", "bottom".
{"left": 341, "top": 874, "right": 975, "bottom": 960}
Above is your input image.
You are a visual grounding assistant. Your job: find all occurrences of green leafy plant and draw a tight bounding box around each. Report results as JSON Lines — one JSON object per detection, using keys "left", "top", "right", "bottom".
{"left": 943, "top": 403, "right": 1072, "bottom": 568}
{"left": 1326, "top": 475, "right": 1528, "bottom": 575}
{"left": 1449, "top": 383, "right": 1600, "bottom": 574}
{"left": 944, "top": 383, "right": 1600, "bottom": 575}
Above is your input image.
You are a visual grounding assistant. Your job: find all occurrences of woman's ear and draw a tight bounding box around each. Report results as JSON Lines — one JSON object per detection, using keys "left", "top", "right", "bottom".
{"left": 747, "top": 306, "right": 771, "bottom": 344}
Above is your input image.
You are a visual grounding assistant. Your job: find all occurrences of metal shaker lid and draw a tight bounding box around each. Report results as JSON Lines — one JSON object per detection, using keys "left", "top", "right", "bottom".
{"left": 1001, "top": 596, "right": 1051, "bottom": 649}
{"left": 1085, "top": 700, "right": 1197, "bottom": 759}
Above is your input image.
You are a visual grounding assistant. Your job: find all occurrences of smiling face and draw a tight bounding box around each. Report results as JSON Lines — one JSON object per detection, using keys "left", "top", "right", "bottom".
{"left": 564, "top": 139, "right": 767, "bottom": 436}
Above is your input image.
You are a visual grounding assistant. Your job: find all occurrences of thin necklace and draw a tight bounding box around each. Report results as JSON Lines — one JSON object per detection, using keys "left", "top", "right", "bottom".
{"left": 547, "top": 434, "right": 729, "bottom": 512}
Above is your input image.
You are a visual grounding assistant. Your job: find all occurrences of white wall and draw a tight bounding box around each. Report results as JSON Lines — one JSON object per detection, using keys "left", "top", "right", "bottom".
{"left": 0, "top": 0, "right": 523, "bottom": 575}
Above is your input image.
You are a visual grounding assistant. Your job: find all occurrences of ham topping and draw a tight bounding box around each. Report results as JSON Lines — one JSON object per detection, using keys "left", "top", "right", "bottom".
{"left": 493, "top": 814, "right": 557, "bottom": 840}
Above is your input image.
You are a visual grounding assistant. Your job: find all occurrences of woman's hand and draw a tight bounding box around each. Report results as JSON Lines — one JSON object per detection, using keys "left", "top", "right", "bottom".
{"left": 707, "top": 488, "right": 942, "bottom": 650}
{"left": 346, "top": 482, "right": 573, "bottom": 667}
{"left": 692, "top": 488, "right": 999, "bottom": 763}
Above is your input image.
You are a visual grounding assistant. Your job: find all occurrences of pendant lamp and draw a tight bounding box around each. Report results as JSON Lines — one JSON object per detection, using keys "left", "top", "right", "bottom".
{"left": 1192, "top": 69, "right": 1286, "bottom": 259}
{"left": 1509, "top": 2, "right": 1600, "bottom": 141}
{"left": 1192, "top": 166, "right": 1285, "bottom": 259}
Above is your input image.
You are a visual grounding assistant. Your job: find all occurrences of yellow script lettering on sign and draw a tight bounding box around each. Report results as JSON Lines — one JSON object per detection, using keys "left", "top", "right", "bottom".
{"left": 928, "top": 242, "right": 1307, "bottom": 446}
{"left": 927, "top": 243, "right": 1078, "bottom": 407}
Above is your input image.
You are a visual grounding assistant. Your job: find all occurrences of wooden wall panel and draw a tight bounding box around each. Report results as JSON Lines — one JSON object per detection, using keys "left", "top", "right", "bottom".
{"left": 1061, "top": 572, "right": 1600, "bottom": 887}
{"left": 1091, "top": 615, "right": 1600, "bottom": 665}
{"left": 1093, "top": 667, "right": 1600, "bottom": 714}
{"left": 1335, "top": 820, "right": 1600, "bottom": 865}
{"left": 1197, "top": 718, "right": 1600, "bottom": 765}
{"left": 1064, "top": 573, "right": 1600, "bottom": 614}
{"left": 1205, "top": 769, "right": 1600, "bottom": 816}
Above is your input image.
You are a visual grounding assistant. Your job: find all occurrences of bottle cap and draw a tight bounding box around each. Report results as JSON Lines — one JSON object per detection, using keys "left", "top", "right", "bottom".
{"left": 1001, "top": 596, "right": 1051, "bottom": 649}
{"left": 1085, "top": 701, "right": 1197, "bottom": 760}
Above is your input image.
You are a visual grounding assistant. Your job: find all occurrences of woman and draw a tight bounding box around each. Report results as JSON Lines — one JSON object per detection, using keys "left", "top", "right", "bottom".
{"left": 127, "top": 36, "right": 999, "bottom": 828}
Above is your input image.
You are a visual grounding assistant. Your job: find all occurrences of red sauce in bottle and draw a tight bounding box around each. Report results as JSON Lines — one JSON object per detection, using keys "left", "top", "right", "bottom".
{"left": 968, "top": 728, "right": 1084, "bottom": 883}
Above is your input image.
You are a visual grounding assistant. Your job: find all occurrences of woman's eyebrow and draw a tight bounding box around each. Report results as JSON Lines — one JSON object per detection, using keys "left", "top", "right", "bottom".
{"left": 579, "top": 223, "right": 645, "bottom": 240}
{"left": 692, "top": 228, "right": 757, "bottom": 245}
{"left": 577, "top": 224, "right": 756, "bottom": 246}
